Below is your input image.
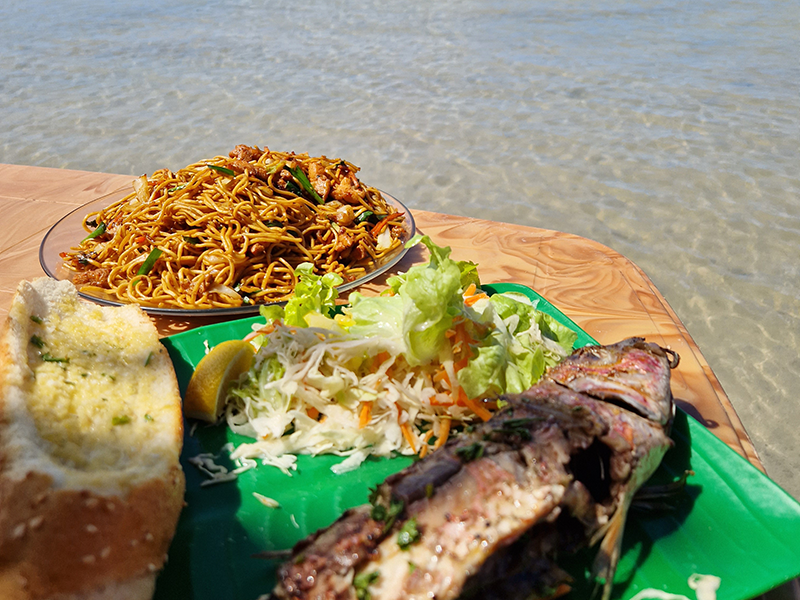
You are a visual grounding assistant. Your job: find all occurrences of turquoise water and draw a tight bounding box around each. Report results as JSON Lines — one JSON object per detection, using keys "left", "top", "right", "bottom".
{"left": 2, "top": 0, "right": 799, "bottom": 499}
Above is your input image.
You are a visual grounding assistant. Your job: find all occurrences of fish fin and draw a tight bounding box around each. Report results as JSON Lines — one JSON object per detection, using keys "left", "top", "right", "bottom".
{"left": 591, "top": 493, "right": 632, "bottom": 600}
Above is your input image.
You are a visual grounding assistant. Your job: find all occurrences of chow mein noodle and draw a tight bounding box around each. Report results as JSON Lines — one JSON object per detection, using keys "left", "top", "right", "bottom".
{"left": 60, "top": 145, "right": 407, "bottom": 309}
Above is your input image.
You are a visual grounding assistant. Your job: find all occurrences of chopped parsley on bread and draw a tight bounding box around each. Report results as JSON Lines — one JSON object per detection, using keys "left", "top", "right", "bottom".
{"left": 0, "top": 278, "right": 185, "bottom": 599}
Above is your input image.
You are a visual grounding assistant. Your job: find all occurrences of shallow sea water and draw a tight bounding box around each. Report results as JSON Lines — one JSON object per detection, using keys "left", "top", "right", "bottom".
{"left": 2, "top": 0, "right": 799, "bottom": 499}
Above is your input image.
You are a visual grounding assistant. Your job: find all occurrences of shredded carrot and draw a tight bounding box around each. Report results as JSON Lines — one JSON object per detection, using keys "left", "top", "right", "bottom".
{"left": 418, "top": 430, "right": 436, "bottom": 458}
{"left": 358, "top": 401, "right": 373, "bottom": 429}
{"left": 455, "top": 321, "right": 475, "bottom": 346}
{"left": 373, "top": 351, "right": 393, "bottom": 378}
{"left": 463, "top": 283, "right": 477, "bottom": 297}
{"left": 434, "top": 418, "right": 451, "bottom": 450}
{"left": 243, "top": 323, "right": 275, "bottom": 342}
{"left": 394, "top": 402, "right": 418, "bottom": 452}
{"left": 464, "top": 292, "right": 489, "bottom": 306}
{"left": 457, "top": 387, "right": 493, "bottom": 422}
{"left": 307, "top": 407, "right": 320, "bottom": 420}
{"left": 429, "top": 395, "right": 454, "bottom": 407}
{"left": 433, "top": 367, "right": 450, "bottom": 385}
{"left": 400, "top": 422, "right": 417, "bottom": 453}
{"left": 454, "top": 356, "right": 470, "bottom": 372}
{"left": 370, "top": 212, "right": 403, "bottom": 237}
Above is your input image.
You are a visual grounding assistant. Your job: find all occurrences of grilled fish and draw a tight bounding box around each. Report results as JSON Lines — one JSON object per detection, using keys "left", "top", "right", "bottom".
{"left": 271, "top": 337, "right": 678, "bottom": 600}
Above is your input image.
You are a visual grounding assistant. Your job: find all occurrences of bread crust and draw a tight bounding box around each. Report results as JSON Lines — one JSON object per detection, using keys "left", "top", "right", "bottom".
{"left": 0, "top": 279, "right": 185, "bottom": 600}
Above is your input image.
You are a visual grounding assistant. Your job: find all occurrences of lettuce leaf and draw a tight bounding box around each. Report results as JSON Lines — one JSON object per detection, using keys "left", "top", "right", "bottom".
{"left": 259, "top": 263, "right": 343, "bottom": 327}
{"left": 386, "top": 235, "right": 476, "bottom": 365}
{"left": 345, "top": 292, "right": 405, "bottom": 339}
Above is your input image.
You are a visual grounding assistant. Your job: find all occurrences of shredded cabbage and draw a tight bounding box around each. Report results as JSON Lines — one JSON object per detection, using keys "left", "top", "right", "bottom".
{"left": 223, "top": 235, "right": 578, "bottom": 475}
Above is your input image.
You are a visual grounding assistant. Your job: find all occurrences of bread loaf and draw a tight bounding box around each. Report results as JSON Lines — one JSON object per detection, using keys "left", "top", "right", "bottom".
{"left": 0, "top": 278, "right": 185, "bottom": 599}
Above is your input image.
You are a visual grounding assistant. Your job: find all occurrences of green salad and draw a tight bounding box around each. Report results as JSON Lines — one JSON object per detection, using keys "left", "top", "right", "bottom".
{"left": 219, "top": 235, "right": 578, "bottom": 475}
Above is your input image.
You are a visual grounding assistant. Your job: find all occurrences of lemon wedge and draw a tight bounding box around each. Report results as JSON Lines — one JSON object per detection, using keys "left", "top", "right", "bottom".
{"left": 183, "top": 339, "right": 255, "bottom": 422}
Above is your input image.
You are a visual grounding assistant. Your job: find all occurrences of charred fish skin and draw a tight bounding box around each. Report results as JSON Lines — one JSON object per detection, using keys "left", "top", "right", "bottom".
{"left": 546, "top": 337, "right": 678, "bottom": 428}
{"left": 360, "top": 387, "right": 617, "bottom": 600}
{"left": 273, "top": 505, "right": 385, "bottom": 600}
{"left": 270, "top": 338, "right": 677, "bottom": 600}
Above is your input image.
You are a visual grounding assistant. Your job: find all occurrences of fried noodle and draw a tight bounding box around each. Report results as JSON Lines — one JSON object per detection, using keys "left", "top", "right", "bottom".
{"left": 60, "top": 145, "right": 407, "bottom": 309}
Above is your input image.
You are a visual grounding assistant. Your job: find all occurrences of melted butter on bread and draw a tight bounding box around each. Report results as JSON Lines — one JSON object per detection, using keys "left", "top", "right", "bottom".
{"left": 25, "top": 298, "right": 178, "bottom": 476}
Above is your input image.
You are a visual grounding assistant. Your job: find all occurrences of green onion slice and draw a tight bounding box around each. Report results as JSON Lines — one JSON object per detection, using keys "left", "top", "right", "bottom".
{"left": 82, "top": 222, "right": 106, "bottom": 242}
{"left": 136, "top": 248, "right": 163, "bottom": 276}
{"left": 356, "top": 210, "right": 375, "bottom": 224}
{"left": 287, "top": 166, "right": 324, "bottom": 204}
{"left": 207, "top": 164, "right": 236, "bottom": 176}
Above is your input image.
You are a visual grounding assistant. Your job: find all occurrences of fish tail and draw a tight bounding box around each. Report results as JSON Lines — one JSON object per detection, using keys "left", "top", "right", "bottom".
{"left": 591, "top": 493, "right": 632, "bottom": 600}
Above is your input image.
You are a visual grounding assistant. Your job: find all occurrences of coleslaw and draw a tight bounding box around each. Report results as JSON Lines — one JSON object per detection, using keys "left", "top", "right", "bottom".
{"left": 223, "top": 235, "right": 578, "bottom": 475}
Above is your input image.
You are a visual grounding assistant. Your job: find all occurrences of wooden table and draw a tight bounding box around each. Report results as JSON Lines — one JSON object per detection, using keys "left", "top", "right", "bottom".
{"left": 0, "top": 162, "right": 762, "bottom": 471}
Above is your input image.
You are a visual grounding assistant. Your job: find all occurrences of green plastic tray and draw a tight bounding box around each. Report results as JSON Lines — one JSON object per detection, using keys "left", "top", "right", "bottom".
{"left": 156, "top": 284, "right": 800, "bottom": 600}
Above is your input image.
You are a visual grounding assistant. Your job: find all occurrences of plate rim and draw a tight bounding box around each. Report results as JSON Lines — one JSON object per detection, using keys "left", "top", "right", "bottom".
{"left": 40, "top": 186, "right": 416, "bottom": 317}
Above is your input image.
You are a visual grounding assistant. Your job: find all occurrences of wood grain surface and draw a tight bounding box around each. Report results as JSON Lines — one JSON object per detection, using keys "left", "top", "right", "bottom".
{"left": 0, "top": 163, "right": 762, "bottom": 470}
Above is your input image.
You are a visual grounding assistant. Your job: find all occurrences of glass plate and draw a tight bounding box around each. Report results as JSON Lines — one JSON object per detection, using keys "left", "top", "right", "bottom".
{"left": 39, "top": 186, "right": 416, "bottom": 316}
{"left": 157, "top": 283, "right": 800, "bottom": 600}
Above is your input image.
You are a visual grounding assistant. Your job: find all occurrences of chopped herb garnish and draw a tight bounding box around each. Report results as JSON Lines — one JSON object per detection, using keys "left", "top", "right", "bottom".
{"left": 145, "top": 351, "right": 154, "bottom": 366}
{"left": 455, "top": 442, "right": 485, "bottom": 463}
{"left": 371, "top": 497, "right": 404, "bottom": 524}
{"left": 168, "top": 184, "right": 187, "bottom": 193}
{"left": 30, "top": 335, "right": 45, "bottom": 348}
{"left": 264, "top": 220, "right": 284, "bottom": 228}
{"left": 353, "top": 571, "right": 380, "bottom": 600}
{"left": 207, "top": 164, "right": 235, "bottom": 176}
{"left": 112, "top": 415, "right": 131, "bottom": 426}
{"left": 397, "top": 518, "right": 420, "bottom": 550}
{"left": 82, "top": 222, "right": 106, "bottom": 242}
{"left": 144, "top": 414, "right": 154, "bottom": 422}
{"left": 182, "top": 236, "right": 201, "bottom": 244}
{"left": 41, "top": 353, "right": 68, "bottom": 364}
{"left": 408, "top": 561, "right": 418, "bottom": 574}
{"left": 425, "top": 482, "right": 434, "bottom": 499}
{"left": 287, "top": 166, "right": 324, "bottom": 204}
{"left": 29, "top": 315, "right": 43, "bottom": 324}
{"left": 490, "top": 417, "right": 541, "bottom": 441}
{"left": 136, "top": 248, "right": 163, "bottom": 276}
